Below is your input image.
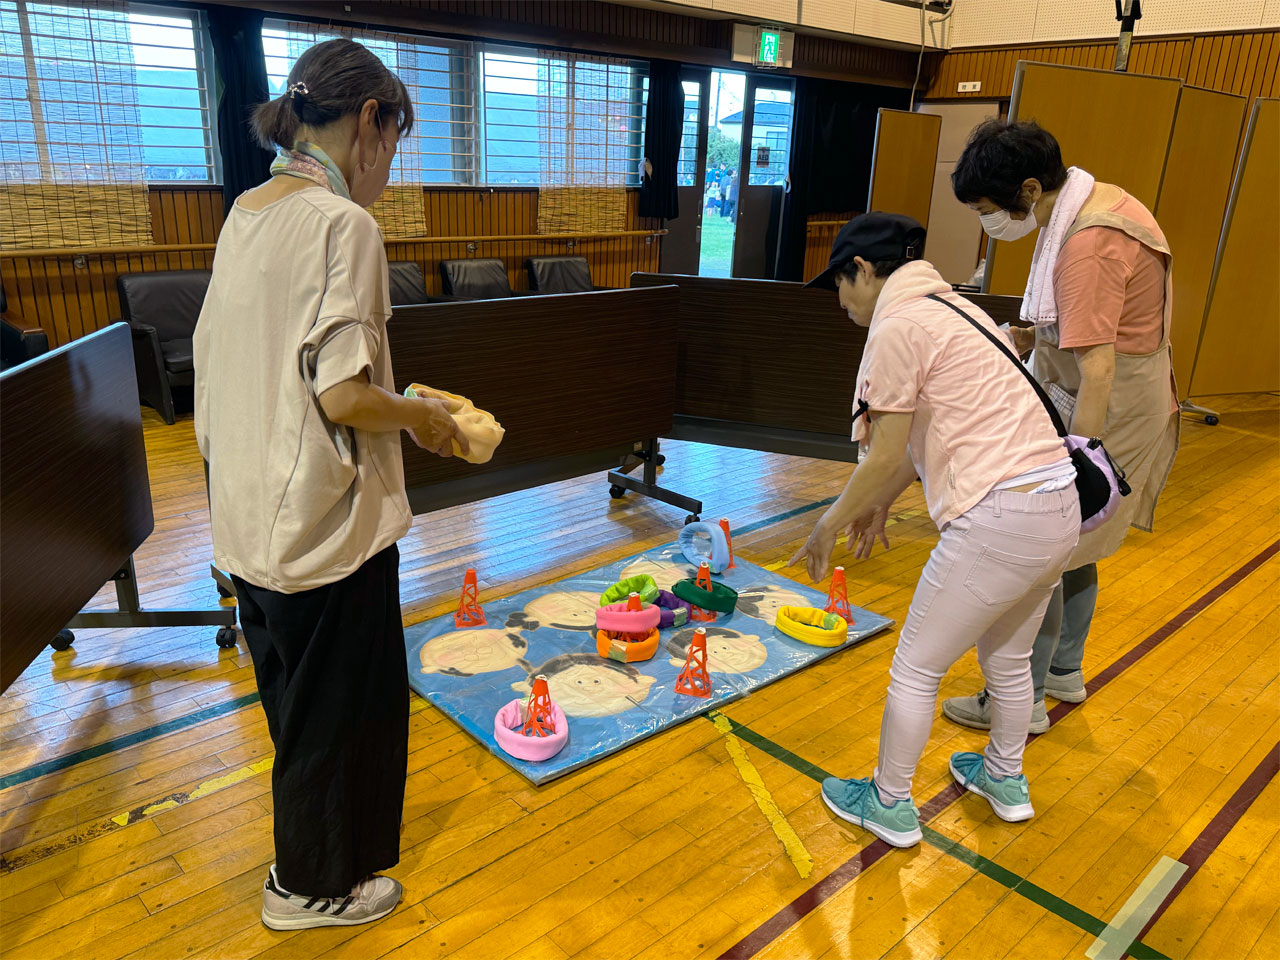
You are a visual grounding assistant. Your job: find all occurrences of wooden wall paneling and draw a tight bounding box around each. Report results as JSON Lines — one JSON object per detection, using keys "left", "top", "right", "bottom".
{"left": 866, "top": 109, "right": 943, "bottom": 226}
{"left": 1189, "top": 99, "right": 1280, "bottom": 397}
{"left": 924, "top": 30, "right": 1278, "bottom": 116}
{"left": 983, "top": 62, "right": 1182, "bottom": 297}
{"left": 248, "top": 0, "right": 918, "bottom": 86}
{"left": 1153, "top": 86, "right": 1248, "bottom": 393}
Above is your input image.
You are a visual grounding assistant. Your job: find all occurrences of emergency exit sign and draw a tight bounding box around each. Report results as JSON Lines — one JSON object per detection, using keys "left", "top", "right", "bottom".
{"left": 757, "top": 29, "right": 780, "bottom": 65}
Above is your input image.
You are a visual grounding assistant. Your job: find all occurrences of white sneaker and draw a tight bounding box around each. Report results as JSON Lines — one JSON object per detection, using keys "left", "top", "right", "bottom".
{"left": 1044, "top": 670, "right": 1086, "bottom": 703}
{"left": 941, "top": 691, "right": 1050, "bottom": 735}
{"left": 261, "top": 865, "right": 402, "bottom": 930}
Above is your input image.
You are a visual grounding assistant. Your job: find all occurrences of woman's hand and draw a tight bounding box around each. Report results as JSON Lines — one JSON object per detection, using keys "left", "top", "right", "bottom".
{"left": 408, "top": 397, "right": 469, "bottom": 458}
{"left": 789, "top": 513, "right": 841, "bottom": 583}
{"left": 844, "top": 504, "right": 890, "bottom": 560}
{"left": 1006, "top": 324, "right": 1035, "bottom": 358}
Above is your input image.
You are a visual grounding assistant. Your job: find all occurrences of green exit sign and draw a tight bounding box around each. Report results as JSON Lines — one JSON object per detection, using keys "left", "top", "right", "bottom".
{"left": 757, "top": 29, "right": 780, "bottom": 64}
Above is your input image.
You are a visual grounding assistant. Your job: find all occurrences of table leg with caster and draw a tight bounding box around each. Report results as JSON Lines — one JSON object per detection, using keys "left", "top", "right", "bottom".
{"left": 606, "top": 438, "right": 702, "bottom": 520}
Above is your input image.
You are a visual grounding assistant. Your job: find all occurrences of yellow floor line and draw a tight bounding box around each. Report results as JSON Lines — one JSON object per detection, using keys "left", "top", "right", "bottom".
{"left": 111, "top": 756, "right": 274, "bottom": 826}
{"left": 1085, "top": 855, "right": 1188, "bottom": 960}
{"left": 711, "top": 713, "right": 814, "bottom": 879}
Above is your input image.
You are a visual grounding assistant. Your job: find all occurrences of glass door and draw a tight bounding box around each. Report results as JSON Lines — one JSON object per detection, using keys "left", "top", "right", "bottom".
{"left": 697, "top": 70, "right": 748, "bottom": 277}
{"left": 658, "top": 70, "right": 710, "bottom": 275}
{"left": 731, "top": 77, "right": 795, "bottom": 279}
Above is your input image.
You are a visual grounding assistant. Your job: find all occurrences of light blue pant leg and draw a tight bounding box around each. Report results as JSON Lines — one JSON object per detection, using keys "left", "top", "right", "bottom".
{"left": 1050, "top": 563, "right": 1099, "bottom": 674}
{"left": 1028, "top": 563, "right": 1099, "bottom": 703}
{"left": 1028, "top": 582, "right": 1064, "bottom": 705}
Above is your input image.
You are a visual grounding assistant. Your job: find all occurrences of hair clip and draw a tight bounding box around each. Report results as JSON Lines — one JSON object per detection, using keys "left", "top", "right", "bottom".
{"left": 288, "top": 81, "right": 310, "bottom": 99}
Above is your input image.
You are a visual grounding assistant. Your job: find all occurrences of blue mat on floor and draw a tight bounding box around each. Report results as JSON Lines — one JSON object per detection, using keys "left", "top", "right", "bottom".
{"left": 404, "top": 542, "right": 894, "bottom": 784}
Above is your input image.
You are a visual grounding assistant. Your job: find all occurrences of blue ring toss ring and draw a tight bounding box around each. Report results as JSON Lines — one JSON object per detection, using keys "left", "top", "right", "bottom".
{"left": 678, "top": 521, "right": 731, "bottom": 574}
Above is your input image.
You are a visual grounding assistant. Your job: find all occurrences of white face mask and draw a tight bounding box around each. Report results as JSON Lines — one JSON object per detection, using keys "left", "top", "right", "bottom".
{"left": 979, "top": 207, "right": 1038, "bottom": 241}
{"left": 349, "top": 115, "right": 393, "bottom": 208}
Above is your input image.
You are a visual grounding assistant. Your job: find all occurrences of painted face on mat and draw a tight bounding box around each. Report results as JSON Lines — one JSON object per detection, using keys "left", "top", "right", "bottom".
{"left": 735, "top": 585, "right": 810, "bottom": 626}
{"left": 418, "top": 628, "right": 527, "bottom": 676}
{"left": 511, "top": 653, "right": 656, "bottom": 717}
{"left": 505, "top": 591, "right": 600, "bottom": 632}
{"left": 666, "top": 627, "right": 768, "bottom": 675}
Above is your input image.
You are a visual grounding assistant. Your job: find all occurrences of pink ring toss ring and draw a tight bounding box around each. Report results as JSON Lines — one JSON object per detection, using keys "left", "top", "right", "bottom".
{"left": 493, "top": 698, "right": 568, "bottom": 761}
{"left": 595, "top": 600, "right": 661, "bottom": 633}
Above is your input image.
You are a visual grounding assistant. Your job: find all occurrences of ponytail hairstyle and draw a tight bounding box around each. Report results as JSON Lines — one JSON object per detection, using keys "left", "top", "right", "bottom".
{"left": 252, "top": 38, "right": 414, "bottom": 151}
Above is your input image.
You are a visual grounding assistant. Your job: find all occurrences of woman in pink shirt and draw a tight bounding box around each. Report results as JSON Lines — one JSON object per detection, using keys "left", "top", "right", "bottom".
{"left": 943, "top": 120, "right": 1178, "bottom": 733}
{"left": 791, "top": 214, "right": 1079, "bottom": 847}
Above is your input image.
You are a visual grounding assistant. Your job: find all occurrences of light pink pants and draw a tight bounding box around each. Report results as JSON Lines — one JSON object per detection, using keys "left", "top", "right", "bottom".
{"left": 873, "top": 486, "right": 1080, "bottom": 801}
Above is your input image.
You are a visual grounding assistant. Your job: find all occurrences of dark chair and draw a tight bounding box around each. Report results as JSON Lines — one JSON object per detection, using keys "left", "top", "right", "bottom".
{"left": 388, "top": 260, "right": 429, "bottom": 306}
{"left": 526, "top": 255, "right": 594, "bottom": 294}
{"left": 117, "top": 270, "right": 210, "bottom": 424}
{"left": 1, "top": 282, "right": 49, "bottom": 370}
{"left": 440, "top": 258, "right": 515, "bottom": 300}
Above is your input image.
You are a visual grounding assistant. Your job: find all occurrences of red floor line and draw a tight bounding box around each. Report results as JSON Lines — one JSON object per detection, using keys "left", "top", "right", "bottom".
{"left": 1123, "top": 739, "right": 1280, "bottom": 957}
{"left": 718, "top": 539, "right": 1280, "bottom": 960}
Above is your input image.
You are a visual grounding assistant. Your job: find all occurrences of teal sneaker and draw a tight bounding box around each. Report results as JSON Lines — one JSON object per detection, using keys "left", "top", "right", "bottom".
{"left": 949, "top": 751, "right": 1035, "bottom": 822}
{"left": 821, "top": 776, "right": 922, "bottom": 848}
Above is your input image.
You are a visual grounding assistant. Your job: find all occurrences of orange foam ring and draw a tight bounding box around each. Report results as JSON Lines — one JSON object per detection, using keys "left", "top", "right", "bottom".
{"left": 675, "top": 627, "right": 712, "bottom": 698}
{"left": 719, "top": 517, "right": 737, "bottom": 569}
{"left": 455, "top": 567, "right": 486, "bottom": 627}
{"left": 691, "top": 562, "right": 717, "bottom": 622}
{"left": 522, "top": 675, "right": 556, "bottom": 737}
{"left": 825, "top": 565, "right": 852, "bottom": 620}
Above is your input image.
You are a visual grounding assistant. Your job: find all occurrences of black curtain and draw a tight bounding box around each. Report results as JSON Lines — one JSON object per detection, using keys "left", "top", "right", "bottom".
{"left": 638, "top": 59, "right": 683, "bottom": 220}
{"left": 206, "top": 6, "right": 275, "bottom": 214}
{"left": 776, "top": 77, "right": 910, "bottom": 281}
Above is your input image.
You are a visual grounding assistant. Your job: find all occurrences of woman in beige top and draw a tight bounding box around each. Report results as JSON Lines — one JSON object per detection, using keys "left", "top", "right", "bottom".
{"left": 943, "top": 119, "right": 1179, "bottom": 733}
{"left": 194, "top": 40, "right": 464, "bottom": 931}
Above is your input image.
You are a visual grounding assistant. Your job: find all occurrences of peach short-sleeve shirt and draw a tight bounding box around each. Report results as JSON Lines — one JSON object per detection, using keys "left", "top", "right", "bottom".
{"left": 1053, "top": 193, "right": 1167, "bottom": 355}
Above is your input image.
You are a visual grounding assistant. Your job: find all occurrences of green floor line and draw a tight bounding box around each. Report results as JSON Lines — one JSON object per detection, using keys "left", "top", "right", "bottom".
{"left": 705, "top": 712, "right": 1171, "bottom": 960}
{"left": 5, "top": 493, "right": 840, "bottom": 790}
{"left": 0, "top": 691, "right": 262, "bottom": 791}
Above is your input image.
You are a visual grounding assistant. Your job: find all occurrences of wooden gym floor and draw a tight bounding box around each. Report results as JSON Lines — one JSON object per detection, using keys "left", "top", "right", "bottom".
{"left": 2, "top": 394, "right": 1277, "bottom": 960}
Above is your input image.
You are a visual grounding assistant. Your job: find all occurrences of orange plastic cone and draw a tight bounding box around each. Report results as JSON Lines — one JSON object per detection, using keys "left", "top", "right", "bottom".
{"left": 522, "top": 675, "right": 556, "bottom": 737}
{"left": 691, "top": 561, "right": 717, "bottom": 622}
{"left": 675, "top": 628, "right": 712, "bottom": 698}
{"left": 455, "top": 568, "right": 486, "bottom": 627}
{"left": 825, "top": 565, "right": 851, "bottom": 620}
{"left": 719, "top": 517, "right": 737, "bottom": 569}
{"left": 627, "top": 592, "right": 642, "bottom": 611}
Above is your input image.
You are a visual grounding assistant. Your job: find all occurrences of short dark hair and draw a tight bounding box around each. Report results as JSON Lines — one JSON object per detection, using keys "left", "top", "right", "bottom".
{"left": 951, "top": 119, "right": 1068, "bottom": 213}
{"left": 253, "top": 38, "right": 414, "bottom": 151}
{"left": 833, "top": 258, "right": 912, "bottom": 283}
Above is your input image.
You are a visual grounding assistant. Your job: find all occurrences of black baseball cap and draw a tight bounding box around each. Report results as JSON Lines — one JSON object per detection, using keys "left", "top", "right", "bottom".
{"left": 804, "top": 212, "right": 927, "bottom": 290}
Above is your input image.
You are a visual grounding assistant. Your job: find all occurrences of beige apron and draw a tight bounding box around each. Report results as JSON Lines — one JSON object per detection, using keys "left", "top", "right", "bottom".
{"left": 1033, "top": 209, "right": 1181, "bottom": 567}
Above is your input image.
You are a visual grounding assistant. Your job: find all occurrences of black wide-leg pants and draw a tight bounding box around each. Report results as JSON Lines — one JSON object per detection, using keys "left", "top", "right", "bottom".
{"left": 232, "top": 545, "right": 408, "bottom": 897}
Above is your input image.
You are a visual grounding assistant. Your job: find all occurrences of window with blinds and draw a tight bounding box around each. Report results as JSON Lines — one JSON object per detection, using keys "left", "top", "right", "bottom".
{"left": 262, "top": 20, "right": 646, "bottom": 189}
{"left": 263, "top": 19, "right": 474, "bottom": 187}
{"left": 0, "top": 1, "right": 217, "bottom": 183}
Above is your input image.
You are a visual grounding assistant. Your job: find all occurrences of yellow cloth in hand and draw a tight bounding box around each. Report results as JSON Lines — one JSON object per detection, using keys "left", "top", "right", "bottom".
{"left": 405, "top": 383, "right": 505, "bottom": 464}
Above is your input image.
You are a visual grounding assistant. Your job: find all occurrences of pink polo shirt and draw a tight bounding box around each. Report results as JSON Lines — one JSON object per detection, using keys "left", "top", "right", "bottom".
{"left": 853, "top": 261, "right": 1068, "bottom": 529}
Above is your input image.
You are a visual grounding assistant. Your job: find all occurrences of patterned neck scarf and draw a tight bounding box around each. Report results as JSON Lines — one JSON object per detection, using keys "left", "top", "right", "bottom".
{"left": 268, "top": 141, "right": 351, "bottom": 201}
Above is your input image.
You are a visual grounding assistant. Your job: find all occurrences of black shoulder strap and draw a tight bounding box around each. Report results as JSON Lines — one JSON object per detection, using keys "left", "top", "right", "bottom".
{"left": 926, "top": 293, "right": 1067, "bottom": 438}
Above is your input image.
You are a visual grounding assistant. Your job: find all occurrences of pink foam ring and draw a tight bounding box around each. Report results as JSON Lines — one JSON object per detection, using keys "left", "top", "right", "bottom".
{"left": 493, "top": 698, "right": 569, "bottom": 762}
{"left": 595, "top": 600, "right": 662, "bottom": 633}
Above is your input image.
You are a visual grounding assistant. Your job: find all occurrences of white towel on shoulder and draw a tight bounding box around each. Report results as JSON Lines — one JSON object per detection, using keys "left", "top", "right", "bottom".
{"left": 1020, "top": 166, "right": 1096, "bottom": 329}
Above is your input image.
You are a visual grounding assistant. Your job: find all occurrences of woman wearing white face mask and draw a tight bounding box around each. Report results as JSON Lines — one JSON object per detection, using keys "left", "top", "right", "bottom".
{"left": 942, "top": 119, "right": 1179, "bottom": 734}
{"left": 194, "top": 39, "right": 466, "bottom": 930}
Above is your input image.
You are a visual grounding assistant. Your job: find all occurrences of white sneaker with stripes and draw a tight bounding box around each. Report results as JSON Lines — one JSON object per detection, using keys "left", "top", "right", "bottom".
{"left": 261, "top": 864, "right": 402, "bottom": 930}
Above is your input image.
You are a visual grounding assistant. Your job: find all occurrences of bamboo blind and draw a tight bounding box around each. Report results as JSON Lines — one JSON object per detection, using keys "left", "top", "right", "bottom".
{"left": 368, "top": 185, "right": 429, "bottom": 239}
{"left": 536, "top": 186, "right": 627, "bottom": 233}
{"left": 0, "top": 184, "right": 153, "bottom": 249}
